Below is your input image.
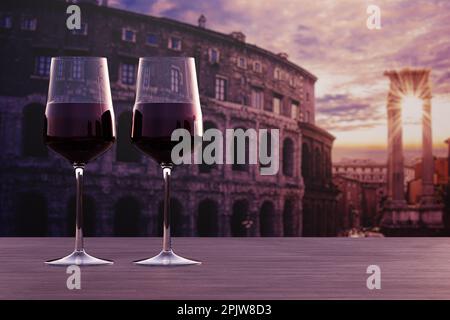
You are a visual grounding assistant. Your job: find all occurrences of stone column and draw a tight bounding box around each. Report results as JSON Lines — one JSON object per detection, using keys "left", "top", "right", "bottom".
{"left": 385, "top": 71, "right": 406, "bottom": 206}
{"left": 421, "top": 96, "right": 435, "bottom": 204}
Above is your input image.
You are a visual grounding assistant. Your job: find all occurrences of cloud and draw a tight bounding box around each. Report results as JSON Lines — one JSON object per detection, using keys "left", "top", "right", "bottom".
{"left": 109, "top": 0, "right": 450, "bottom": 143}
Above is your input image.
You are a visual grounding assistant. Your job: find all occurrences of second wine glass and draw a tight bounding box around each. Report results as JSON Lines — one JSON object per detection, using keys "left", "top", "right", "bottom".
{"left": 131, "top": 57, "right": 203, "bottom": 266}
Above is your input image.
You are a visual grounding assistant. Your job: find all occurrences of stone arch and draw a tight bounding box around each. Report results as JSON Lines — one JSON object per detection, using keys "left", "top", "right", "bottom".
{"left": 114, "top": 196, "right": 141, "bottom": 236}
{"left": 117, "top": 111, "right": 140, "bottom": 162}
{"left": 15, "top": 192, "right": 48, "bottom": 236}
{"left": 282, "top": 137, "right": 294, "bottom": 177}
{"left": 302, "top": 202, "right": 313, "bottom": 237}
{"left": 231, "top": 199, "right": 249, "bottom": 236}
{"left": 283, "top": 198, "right": 297, "bottom": 236}
{"left": 199, "top": 120, "right": 219, "bottom": 173}
{"left": 232, "top": 127, "right": 249, "bottom": 172}
{"left": 197, "top": 199, "right": 219, "bottom": 236}
{"left": 67, "top": 195, "right": 96, "bottom": 236}
{"left": 22, "top": 103, "right": 47, "bottom": 157}
{"left": 157, "top": 198, "right": 184, "bottom": 236}
{"left": 260, "top": 200, "right": 277, "bottom": 236}
{"left": 314, "top": 146, "right": 322, "bottom": 181}
{"left": 302, "top": 143, "right": 311, "bottom": 181}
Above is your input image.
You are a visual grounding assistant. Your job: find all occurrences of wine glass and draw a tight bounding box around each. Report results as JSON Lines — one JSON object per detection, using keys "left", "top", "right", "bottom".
{"left": 131, "top": 57, "right": 203, "bottom": 266}
{"left": 44, "top": 57, "right": 116, "bottom": 266}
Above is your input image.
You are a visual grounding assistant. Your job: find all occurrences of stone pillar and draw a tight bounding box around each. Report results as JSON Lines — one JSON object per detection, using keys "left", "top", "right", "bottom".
{"left": 446, "top": 138, "right": 450, "bottom": 181}
{"left": 385, "top": 71, "right": 406, "bottom": 206}
{"left": 421, "top": 95, "right": 435, "bottom": 204}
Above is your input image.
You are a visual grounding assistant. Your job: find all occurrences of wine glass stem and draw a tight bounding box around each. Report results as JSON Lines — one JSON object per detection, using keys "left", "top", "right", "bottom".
{"left": 162, "top": 164, "right": 172, "bottom": 252}
{"left": 74, "top": 164, "right": 85, "bottom": 252}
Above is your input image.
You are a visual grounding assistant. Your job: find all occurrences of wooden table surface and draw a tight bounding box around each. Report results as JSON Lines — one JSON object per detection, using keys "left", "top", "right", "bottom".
{"left": 1, "top": 237, "right": 450, "bottom": 300}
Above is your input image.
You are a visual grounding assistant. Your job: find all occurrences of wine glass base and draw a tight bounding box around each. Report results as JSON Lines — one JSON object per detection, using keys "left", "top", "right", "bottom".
{"left": 134, "top": 250, "right": 201, "bottom": 267}
{"left": 45, "top": 250, "right": 113, "bottom": 266}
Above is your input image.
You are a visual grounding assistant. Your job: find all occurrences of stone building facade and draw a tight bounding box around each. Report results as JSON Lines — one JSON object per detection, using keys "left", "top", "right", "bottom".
{"left": 0, "top": 0, "right": 337, "bottom": 237}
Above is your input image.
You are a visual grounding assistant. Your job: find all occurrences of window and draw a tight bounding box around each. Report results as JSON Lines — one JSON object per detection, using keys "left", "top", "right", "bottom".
{"left": 289, "top": 76, "right": 296, "bottom": 88}
{"left": 273, "top": 95, "right": 282, "bottom": 114}
{"left": 122, "top": 28, "right": 136, "bottom": 42}
{"left": 274, "top": 68, "right": 282, "bottom": 80}
{"left": 253, "top": 61, "right": 262, "bottom": 73}
{"left": 34, "top": 56, "right": 51, "bottom": 77}
{"left": 171, "top": 67, "right": 181, "bottom": 93}
{"left": 306, "top": 111, "right": 310, "bottom": 122}
{"left": 251, "top": 88, "right": 264, "bottom": 109}
{"left": 209, "top": 48, "right": 220, "bottom": 64}
{"left": 71, "top": 59, "right": 83, "bottom": 80}
{"left": 146, "top": 33, "right": 158, "bottom": 46}
{"left": 0, "top": 14, "right": 12, "bottom": 29}
{"left": 282, "top": 138, "right": 294, "bottom": 177}
{"left": 306, "top": 92, "right": 310, "bottom": 101}
{"left": 21, "top": 16, "right": 37, "bottom": 31}
{"left": 215, "top": 76, "right": 227, "bottom": 101}
{"left": 237, "top": 57, "right": 246, "bottom": 69}
{"left": 291, "top": 101, "right": 299, "bottom": 119}
{"left": 168, "top": 36, "right": 182, "bottom": 51}
{"left": 121, "top": 63, "right": 136, "bottom": 85}
{"left": 71, "top": 22, "right": 88, "bottom": 36}
{"left": 22, "top": 104, "right": 48, "bottom": 157}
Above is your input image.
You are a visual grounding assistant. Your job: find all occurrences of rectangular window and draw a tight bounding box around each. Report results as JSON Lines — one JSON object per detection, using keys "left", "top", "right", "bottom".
{"left": 168, "top": 36, "right": 182, "bottom": 51}
{"left": 209, "top": 48, "right": 220, "bottom": 64}
{"left": 274, "top": 68, "right": 282, "bottom": 80}
{"left": 71, "top": 23, "right": 88, "bottom": 36}
{"left": 251, "top": 88, "right": 264, "bottom": 109}
{"left": 273, "top": 95, "right": 282, "bottom": 114}
{"left": 0, "top": 14, "right": 12, "bottom": 29}
{"left": 34, "top": 56, "right": 51, "bottom": 77}
{"left": 291, "top": 101, "right": 299, "bottom": 119}
{"left": 71, "top": 59, "right": 83, "bottom": 80}
{"left": 171, "top": 67, "right": 180, "bottom": 93}
{"left": 215, "top": 76, "right": 227, "bottom": 101}
{"left": 121, "top": 63, "right": 136, "bottom": 85}
{"left": 21, "top": 16, "right": 37, "bottom": 31}
{"left": 253, "top": 61, "right": 262, "bottom": 73}
{"left": 122, "top": 28, "right": 136, "bottom": 42}
{"left": 237, "top": 57, "right": 246, "bottom": 69}
{"left": 146, "top": 33, "right": 158, "bottom": 46}
{"left": 306, "top": 92, "right": 310, "bottom": 101}
{"left": 306, "top": 110, "right": 310, "bottom": 122}
{"left": 289, "top": 76, "right": 296, "bottom": 88}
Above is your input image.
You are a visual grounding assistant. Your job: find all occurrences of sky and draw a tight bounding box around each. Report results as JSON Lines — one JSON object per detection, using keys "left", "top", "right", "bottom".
{"left": 108, "top": 0, "right": 450, "bottom": 162}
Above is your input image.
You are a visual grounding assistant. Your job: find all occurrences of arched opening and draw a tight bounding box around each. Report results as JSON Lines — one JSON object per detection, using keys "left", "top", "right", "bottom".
{"left": 231, "top": 200, "right": 249, "bottom": 236}
{"left": 260, "top": 129, "right": 272, "bottom": 169}
{"left": 283, "top": 199, "right": 297, "bottom": 236}
{"left": 67, "top": 195, "right": 96, "bottom": 236}
{"left": 114, "top": 196, "right": 141, "bottom": 236}
{"left": 260, "top": 201, "right": 277, "bottom": 236}
{"left": 282, "top": 138, "right": 294, "bottom": 177}
{"left": 22, "top": 103, "right": 47, "bottom": 157}
{"left": 117, "top": 111, "right": 141, "bottom": 162}
{"left": 232, "top": 127, "right": 249, "bottom": 172}
{"left": 158, "top": 198, "right": 184, "bottom": 236}
{"left": 302, "top": 202, "right": 313, "bottom": 237}
{"left": 197, "top": 199, "right": 219, "bottom": 236}
{"left": 15, "top": 192, "right": 48, "bottom": 236}
{"left": 314, "top": 147, "right": 322, "bottom": 182}
{"left": 199, "top": 121, "right": 218, "bottom": 173}
{"left": 302, "top": 143, "right": 311, "bottom": 182}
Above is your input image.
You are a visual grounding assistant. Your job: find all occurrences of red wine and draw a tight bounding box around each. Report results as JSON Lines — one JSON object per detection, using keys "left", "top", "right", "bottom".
{"left": 44, "top": 102, "right": 115, "bottom": 164}
{"left": 131, "top": 102, "right": 202, "bottom": 164}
